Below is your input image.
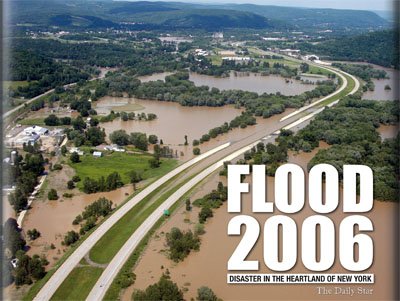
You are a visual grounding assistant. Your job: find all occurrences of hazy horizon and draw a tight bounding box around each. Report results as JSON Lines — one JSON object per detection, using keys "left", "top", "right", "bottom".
{"left": 122, "top": 0, "right": 394, "bottom": 12}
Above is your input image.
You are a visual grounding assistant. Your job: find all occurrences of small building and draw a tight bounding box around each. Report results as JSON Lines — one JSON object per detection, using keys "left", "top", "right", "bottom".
{"left": 163, "top": 209, "right": 170, "bottom": 216}
{"left": 24, "top": 126, "right": 49, "bottom": 136}
{"left": 93, "top": 151, "right": 103, "bottom": 158}
{"left": 69, "top": 147, "right": 84, "bottom": 156}
{"left": 222, "top": 56, "right": 251, "bottom": 64}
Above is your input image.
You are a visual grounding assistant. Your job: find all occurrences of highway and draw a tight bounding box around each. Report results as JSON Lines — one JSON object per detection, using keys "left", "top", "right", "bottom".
{"left": 34, "top": 62, "right": 360, "bottom": 301}
{"left": 32, "top": 142, "right": 232, "bottom": 301}
{"left": 86, "top": 62, "right": 361, "bottom": 301}
{"left": 3, "top": 70, "right": 108, "bottom": 120}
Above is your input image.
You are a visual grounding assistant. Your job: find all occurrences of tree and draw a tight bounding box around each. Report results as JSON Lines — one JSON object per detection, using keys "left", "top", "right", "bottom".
{"left": 3, "top": 218, "right": 26, "bottom": 257}
{"left": 197, "top": 286, "right": 219, "bottom": 301}
{"left": 148, "top": 134, "right": 158, "bottom": 144}
{"left": 27, "top": 229, "right": 41, "bottom": 240}
{"left": 44, "top": 114, "right": 60, "bottom": 126}
{"left": 133, "top": 274, "right": 184, "bottom": 301}
{"left": 128, "top": 170, "right": 142, "bottom": 190}
{"left": 199, "top": 207, "right": 213, "bottom": 223}
{"left": 67, "top": 180, "right": 75, "bottom": 190}
{"left": 184, "top": 135, "right": 188, "bottom": 146}
{"left": 70, "top": 152, "right": 80, "bottom": 163}
{"left": 130, "top": 132, "right": 148, "bottom": 151}
{"left": 72, "top": 116, "right": 86, "bottom": 131}
{"left": 9, "top": 188, "right": 28, "bottom": 212}
{"left": 185, "top": 199, "right": 191, "bottom": 211}
{"left": 61, "top": 145, "right": 68, "bottom": 156}
{"left": 109, "top": 130, "right": 130, "bottom": 146}
{"left": 63, "top": 231, "right": 79, "bottom": 246}
{"left": 86, "top": 127, "right": 105, "bottom": 146}
{"left": 105, "top": 172, "right": 123, "bottom": 191}
{"left": 48, "top": 189, "right": 58, "bottom": 200}
{"left": 166, "top": 228, "right": 200, "bottom": 262}
{"left": 193, "top": 147, "right": 201, "bottom": 155}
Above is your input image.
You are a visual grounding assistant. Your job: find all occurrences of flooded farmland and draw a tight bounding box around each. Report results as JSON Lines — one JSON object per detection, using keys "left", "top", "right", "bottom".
{"left": 189, "top": 72, "right": 318, "bottom": 95}
{"left": 95, "top": 97, "right": 243, "bottom": 145}
{"left": 23, "top": 186, "right": 133, "bottom": 267}
{"left": 126, "top": 142, "right": 398, "bottom": 301}
{"left": 362, "top": 67, "right": 399, "bottom": 101}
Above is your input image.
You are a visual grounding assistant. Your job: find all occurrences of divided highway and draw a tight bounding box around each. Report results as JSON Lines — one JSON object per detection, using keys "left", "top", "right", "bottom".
{"left": 33, "top": 143, "right": 231, "bottom": 301}
{"left": 33, "top": 62, "right": 360, "bottom": 301}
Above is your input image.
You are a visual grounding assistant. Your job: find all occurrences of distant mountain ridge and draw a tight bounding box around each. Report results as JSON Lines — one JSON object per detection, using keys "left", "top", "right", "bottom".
{"left": 10, "top": 0, "right": 390, "bottom": 31}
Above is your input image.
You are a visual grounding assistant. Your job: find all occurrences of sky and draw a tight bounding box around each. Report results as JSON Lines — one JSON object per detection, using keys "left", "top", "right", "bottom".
{"left": 128, "top": 0, "right": 394, "bottom": 11}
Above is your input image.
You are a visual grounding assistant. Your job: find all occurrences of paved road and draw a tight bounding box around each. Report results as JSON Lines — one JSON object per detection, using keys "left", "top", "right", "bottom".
{"left": 33, "top": 142, "right": 231, "bottom": 301}
{"left": 86, "top": 64, "right": 361, "bottom": 300}
{"left": 3, "top": 71, "right": 108, "bottom": 120}
{"left": 35, "top": 63, "right": 360, "bottom": 301}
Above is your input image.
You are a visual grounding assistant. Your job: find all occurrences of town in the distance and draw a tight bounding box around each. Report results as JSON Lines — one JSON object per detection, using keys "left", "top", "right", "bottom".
{"left": 2, "top": 0, "right": 399, "bottom": 301}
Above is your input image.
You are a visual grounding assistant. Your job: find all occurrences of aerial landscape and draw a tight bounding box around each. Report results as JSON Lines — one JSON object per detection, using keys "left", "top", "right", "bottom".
{"left": 1, "top": 0, "right": 398, "bottom": 300}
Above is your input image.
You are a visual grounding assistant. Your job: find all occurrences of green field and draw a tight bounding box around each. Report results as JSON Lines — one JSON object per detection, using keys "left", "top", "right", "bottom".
{"left": 69, "top": 152, "right": 178, "bottom": 189}
{"left": 18, "top": 118, "right": 46, "bottom": 126}
{"left": 4, "top": 80, "right": 31, "bottom": 90}
{"left": 51, "top": 267, "right": 103, "bottom": 301}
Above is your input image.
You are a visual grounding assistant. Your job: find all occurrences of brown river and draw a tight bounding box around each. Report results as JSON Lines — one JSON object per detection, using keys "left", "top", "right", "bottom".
{"left": 125, "top": 139, "right": 398, "bottom": 301}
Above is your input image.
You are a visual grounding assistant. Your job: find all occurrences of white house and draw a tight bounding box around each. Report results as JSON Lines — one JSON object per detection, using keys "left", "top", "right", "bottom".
{"left": 24, "top": 126, "right": 49, "bottom": 136}
{"left": 93, "top": 151, "right": 103, "bottom": 158}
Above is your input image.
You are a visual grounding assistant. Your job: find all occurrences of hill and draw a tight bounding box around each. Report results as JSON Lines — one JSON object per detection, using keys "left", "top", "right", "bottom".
{"left": 9, "top": 0, "right": 389, "bottom": 32}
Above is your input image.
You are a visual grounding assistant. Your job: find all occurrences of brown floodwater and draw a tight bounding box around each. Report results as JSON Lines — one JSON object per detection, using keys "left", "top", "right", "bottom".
{"left": 189, "top": 72, "right": 317, "bottom": 96}
{"left": 128, "top": 142, "right": 398, "bottom": 301}
{"left": 96, "top": 97, "right": 242, "bottom": 146}
{"left": 23, "top": 186, "right": 133, "bottom": 267}
{"left": 137, "top": 72, "right": 174, "bottom": 83}
{"left": 362, "top": 67, "right": 399, "bottom": 101}
{"left": 377, "top": 124, "right": 398, "bottom": 140}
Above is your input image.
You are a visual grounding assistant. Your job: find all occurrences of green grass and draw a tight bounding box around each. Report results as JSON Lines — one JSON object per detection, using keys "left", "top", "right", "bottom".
{"left": 50, "top": 267, "right": 103, "bottom": 301}
{"left": 69, "top": 152, "right": 178, "bottom": 189}
{"left": 50, "top": 170, "right": 197, "bottom": 300}
{"left": 18, "top": 118, "right": 46, "bottom": 126}
{"left": 4, "top": 80, "right": 31, "bottom": 90}
{"left": 88, "top": 172, "right": 195, "bottom": 264}
{"left": 23, "top": 161, "right": 178, "bottom": 301}
{"left": 104, "top": 172, "right": 216, "bottom": 300}
{"left": 309, "top": 65, "right": 333, "bottom": 76}
{"left": 317, "top": 72, "right": 357, "bottom": 107}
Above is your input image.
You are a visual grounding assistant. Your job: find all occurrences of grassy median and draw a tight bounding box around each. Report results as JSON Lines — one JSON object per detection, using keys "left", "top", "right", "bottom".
{"left": 50, "top": 267, "right": 103, "bottom": 301}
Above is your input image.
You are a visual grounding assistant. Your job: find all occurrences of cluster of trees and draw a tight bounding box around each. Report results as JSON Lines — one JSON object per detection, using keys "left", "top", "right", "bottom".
{"left": 99, "top": 111, "right": 157, "bottom": 123}
{"left": 245, "top": 96, "right": 399, "bottom": 202}
{"left": 15, "top": 37, "right": 188, "bottom": 73}
{"left": 193, "top": 182, "right": 227, "bottom": 223}
{"left": 135, "top": 72, "right": 336, "bottom": 119}
{"left": 7, "top": 150, "right": 45, "bottom": 212}
{"left": 133, "top": 272, "right": 220, "bottom": 301}
{"left": 44, "top": 114, "right": 72, "bottom": 126}
{"left": 109, "top": 130, "right": 149, "bottom": 151}
{"left": 243, "top": 141, "right": 289, "bottom": 176}
{"left": 297, "top": 30, "right": 399, "bottom": 69}
{"left": 64, "top": 116, "right": 106, "bottom": 147}
{"left": 332, "top": 63, "right": 387, "bottom": 92}
{"left": 3, "top": 219, "right": 47, "bottom": 286}
{"left": 188, "top": 54, "right": 298, "bottom": 78}
{"left": 133, "top": 273, "right": 183, "bottom": 301}
{"left": 9, "top": 50, "right": 90, "bottom": 99}
{"left": 166, "top": 227, "right": 200, "bottom": 262}
{"left": 73, "top": 197, "right": 113, "bottom": 235}
{"left": 195, "top": 112, "right": 257, "bottom": 145}
{"left": 63, "top": 230, "right": 80, "bottom": 246}
{"left": 82, "top": 172, "right": 124, "bottom": 194}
